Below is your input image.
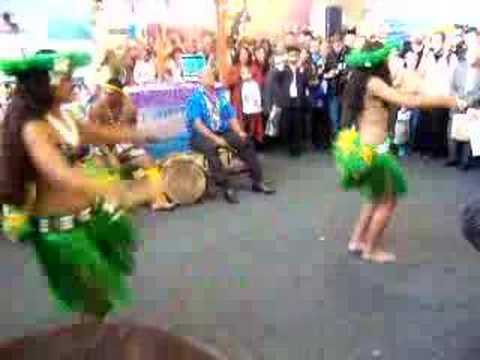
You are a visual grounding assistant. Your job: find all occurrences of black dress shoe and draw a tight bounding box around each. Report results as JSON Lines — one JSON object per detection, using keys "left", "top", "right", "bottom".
{"left": 224, "top": 188, "right": 240, "bottom": 204}
{"left": 460, "top": 164, "right": 471, "bottom": 172}
{"left": 445, "top": 160, "right": 459, "bottom": 167}
{"left": 289, "top": 148, "right": 302, "bottom": 157}
{"left": 252, "top": 182, "right": 276, "bottom": 195}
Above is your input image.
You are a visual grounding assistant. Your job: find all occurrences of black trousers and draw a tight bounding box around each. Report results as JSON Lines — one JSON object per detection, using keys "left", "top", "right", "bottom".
{"left": 282, "top": 107, "right": 304, "bottom": 155}
{"left": 416, "top": 109, "right": 449, "bottom": 157}
{"left": 311, "top": 106, "right": 330, "bottom": 149}
{"left": 191, "top": 130, "right": 263, "bottom": 188}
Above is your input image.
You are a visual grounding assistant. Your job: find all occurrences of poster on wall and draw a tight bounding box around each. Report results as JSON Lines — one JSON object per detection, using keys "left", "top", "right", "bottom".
{"left": 366, "top": 0, "right": 479, "bottom": 36}
{"left": 0, "top": 0, "right": 47, "bottom": 58}
{"left": 47, "top": 0, "right": 93, "bottom": 40}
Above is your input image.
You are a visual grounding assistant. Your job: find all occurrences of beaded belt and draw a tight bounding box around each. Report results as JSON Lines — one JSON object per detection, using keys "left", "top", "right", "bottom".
{"left": 34, "top": 207, "right": 93, "bottom": 234}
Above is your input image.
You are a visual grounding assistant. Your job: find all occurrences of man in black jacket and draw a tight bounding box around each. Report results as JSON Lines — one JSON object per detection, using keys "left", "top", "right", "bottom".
{"left": 274, "top": 45, "right": 309, "bottom": 156}
{"left": 324, "top": 33, "right": 350, "bottom": 135}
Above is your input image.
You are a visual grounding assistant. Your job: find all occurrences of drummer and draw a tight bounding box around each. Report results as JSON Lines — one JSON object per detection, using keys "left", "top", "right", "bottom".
{"left": 88, "top": 78, "right": 175, "bottom": 211}
{"left": 186, "top": 66, "right": 275, "bottom": 204}
{"left": 88, "top": 79, "right": 151, "bottom": 166}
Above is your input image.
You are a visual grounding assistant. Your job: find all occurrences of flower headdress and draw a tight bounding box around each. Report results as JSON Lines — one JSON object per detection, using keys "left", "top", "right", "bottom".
{"left": 346, "top": 40, "right": 402, "bottom": 70}
{"left": 0, "top": 52, "right": 91, "bottom": 84}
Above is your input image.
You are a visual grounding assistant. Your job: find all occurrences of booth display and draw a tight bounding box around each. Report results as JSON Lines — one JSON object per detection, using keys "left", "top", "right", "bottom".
{"left": 127, "top": 83, "right": 228, "bottom": 159}
{"left": 127, "top": 83, "right": 196, "bottom": 159}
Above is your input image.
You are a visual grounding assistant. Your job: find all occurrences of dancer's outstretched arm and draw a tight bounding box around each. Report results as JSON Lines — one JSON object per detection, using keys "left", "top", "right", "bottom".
{"left": 79, "top": 118, "right": 183, "bottom": 147}
{"left": 23, "top": 121, "right": 120, "bottom": 198}
{"left": 367, "top": 76, "right": 461, "bottom": 110}
{"left": 22, "top": 121, "right": 155, "bottom": 207}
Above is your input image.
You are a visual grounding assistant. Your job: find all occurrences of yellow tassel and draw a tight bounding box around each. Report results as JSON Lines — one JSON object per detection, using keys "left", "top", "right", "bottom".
{"left": 145, "top": 167, "right": 163, "bottom": 183}
{"left": 97, "top": 173, "right": 121, "bottom": 186}
{"left": 361, "top": 146, "right": 375, "bottom": 165}
{"left": 336, "top": 128, "right": 359, "bottom": 155}
{"left": 3, "top": 213, "right": 28, "bottom": 236}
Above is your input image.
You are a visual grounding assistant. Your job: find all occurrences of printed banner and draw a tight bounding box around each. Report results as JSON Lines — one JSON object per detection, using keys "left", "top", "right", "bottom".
{"left": 47, "top": 0, "right": 93, "bottom": 40}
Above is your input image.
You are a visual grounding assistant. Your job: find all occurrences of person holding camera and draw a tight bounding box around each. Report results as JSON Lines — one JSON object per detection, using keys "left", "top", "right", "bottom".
{"left": 324, "top": 33, "right": 350, "bottom": 138}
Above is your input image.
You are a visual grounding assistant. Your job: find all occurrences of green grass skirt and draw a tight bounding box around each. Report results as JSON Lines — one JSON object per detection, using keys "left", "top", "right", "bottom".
{"left": 335, "top": 147, "right": 408, "bottom": 201}
{"left": 20, "top": 208, "right": 137, "bottom": 318}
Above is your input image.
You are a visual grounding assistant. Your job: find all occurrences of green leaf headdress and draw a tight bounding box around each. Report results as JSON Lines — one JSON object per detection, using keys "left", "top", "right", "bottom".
{"left": 345, "top": 40, "right": 403, "bottom": 70}
{"left": 0, "top": 52, "right": 92, "bottom": 84}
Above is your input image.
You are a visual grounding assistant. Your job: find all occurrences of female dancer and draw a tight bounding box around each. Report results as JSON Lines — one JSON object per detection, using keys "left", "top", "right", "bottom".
{"left": 336, "top": 41, "right": 464, "bottom": 263}
{"left": 0, "top": 51, "right": 159, "bottom": 321}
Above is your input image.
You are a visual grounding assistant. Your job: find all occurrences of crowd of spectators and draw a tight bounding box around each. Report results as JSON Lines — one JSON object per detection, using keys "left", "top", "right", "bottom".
{"left": 3, "top": 23, "right": 480, "bottom": 165}
{"left": 214, "top": 25, "right": 480, "bottom": 162}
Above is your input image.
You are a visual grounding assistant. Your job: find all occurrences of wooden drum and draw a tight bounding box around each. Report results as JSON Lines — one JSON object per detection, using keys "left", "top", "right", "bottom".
{"left": 160, "top": 153, "right": 207, "bottom": 206}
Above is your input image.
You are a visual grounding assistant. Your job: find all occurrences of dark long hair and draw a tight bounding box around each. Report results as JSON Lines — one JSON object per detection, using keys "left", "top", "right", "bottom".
{"left": 232, "top": 46, "right": 253, "bottom": 67}
{"left": 342, "top": 41, "right": 393, "bottom": 127}
{"left": 0, "top": 70, "right": 54, "bottom": 206}
{"left": 253, "top": 46, "right": 270, "bottom": 75}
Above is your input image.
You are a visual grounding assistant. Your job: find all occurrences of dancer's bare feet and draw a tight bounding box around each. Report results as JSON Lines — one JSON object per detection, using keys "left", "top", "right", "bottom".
{"left": 151, "top": 199, "right": 176, "bottom": 212}
{"left": 151, "top": 193, "right": 176, "bottom": 212}
{"left": 348, "top": 241, "right": 366, "bottom": 254}
{"left": 362, "top": 249, "right": 396, "bottom": 264}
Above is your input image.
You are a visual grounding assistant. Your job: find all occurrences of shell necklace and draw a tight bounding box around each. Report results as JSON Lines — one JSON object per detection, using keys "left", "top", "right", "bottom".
{"left": 204, "top": 88, "right": 221, "bottom": 131}
{"left": 47, "top": 111, "right": 80, "bottom": 147}
{"left": 106, "top": 103, "right": 123, "bottom": 126}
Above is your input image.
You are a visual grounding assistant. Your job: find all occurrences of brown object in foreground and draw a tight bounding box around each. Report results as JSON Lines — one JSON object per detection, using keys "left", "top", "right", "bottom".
{"left": 0, "top": 323, "right": 224, "bottom": 360}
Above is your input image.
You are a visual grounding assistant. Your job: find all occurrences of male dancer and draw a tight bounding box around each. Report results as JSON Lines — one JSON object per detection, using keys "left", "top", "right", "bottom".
{"left": 89, "top": 78, "right": 174, "bottom": 210}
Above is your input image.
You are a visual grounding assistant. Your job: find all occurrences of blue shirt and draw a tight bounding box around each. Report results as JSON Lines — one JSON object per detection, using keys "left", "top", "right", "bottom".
{"left": 185, "top": 87, "right": 236, "bottom": 137}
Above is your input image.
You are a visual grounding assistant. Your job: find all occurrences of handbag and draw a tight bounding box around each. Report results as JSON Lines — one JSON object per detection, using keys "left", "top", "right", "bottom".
{"left": 265, "top": 105, "right": 281, "bottom": 137}
{"left": 468, "top": 116, "right": 480, "bottom": 157}
{"left": 394, "top": 111, "right": 410, "bottom": 145}
{"left": 451, "top": 113, "right": 470, "bottom": 142}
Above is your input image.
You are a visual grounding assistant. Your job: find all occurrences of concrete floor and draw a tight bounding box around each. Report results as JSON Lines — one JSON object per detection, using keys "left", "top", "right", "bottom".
{"left": 2, "top": 151, "right": 480, "bottom": 359}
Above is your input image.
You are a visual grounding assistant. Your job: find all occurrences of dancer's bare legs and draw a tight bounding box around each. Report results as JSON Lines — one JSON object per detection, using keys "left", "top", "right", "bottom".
{"left": 349, "top": 203, "right": 376, "bottom": 253}
{"left": 362, "top": 196, "right": 397, "bottom": 263}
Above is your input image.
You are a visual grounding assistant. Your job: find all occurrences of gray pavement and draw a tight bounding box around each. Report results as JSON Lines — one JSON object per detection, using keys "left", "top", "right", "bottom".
{"left": 1, "top": 151, "right": 480, "bottom": 359}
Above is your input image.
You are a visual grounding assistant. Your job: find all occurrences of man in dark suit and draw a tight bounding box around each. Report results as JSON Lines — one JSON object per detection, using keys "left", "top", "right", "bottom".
{"left": 274, "top": 45, "right": 309, "bottom": 156}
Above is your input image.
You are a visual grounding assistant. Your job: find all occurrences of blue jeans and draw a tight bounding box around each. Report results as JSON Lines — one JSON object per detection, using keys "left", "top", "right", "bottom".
{"left": 327, "top": 95, "right": 342, "bottom": 135}
{"left": 409, "top": 109, "right": 421, "bottom": 147}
